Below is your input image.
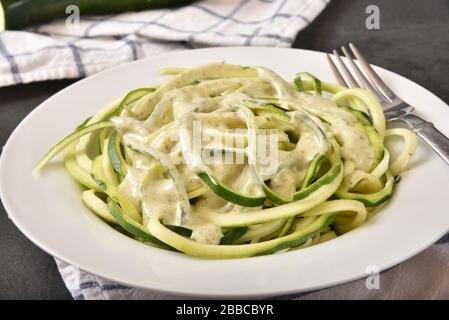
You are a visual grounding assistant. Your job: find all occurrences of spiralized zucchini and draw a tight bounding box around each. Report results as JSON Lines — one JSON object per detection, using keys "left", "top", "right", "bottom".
{"left": 35, "top": 63, "right": 417, "bottom": 259}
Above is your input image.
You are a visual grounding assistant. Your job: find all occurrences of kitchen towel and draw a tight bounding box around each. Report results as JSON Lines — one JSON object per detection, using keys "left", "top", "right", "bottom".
{"left": 0, "top": 0, "right": 330, "bottom": 87}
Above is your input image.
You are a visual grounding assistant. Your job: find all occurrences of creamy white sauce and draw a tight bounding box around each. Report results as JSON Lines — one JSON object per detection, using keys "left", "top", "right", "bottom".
{"left": 111, "top": 63, "right": 376, "bottom": 244}
{"left": 142, "top": 179, "right": 178, "bottom": 225}
{"left": 298, "top": 95, "right": 374, "bottom": 171}
{"left": 117, "top": 167, "right": 147, "bottom": 209}
{"left": 189, "top": 216, "right": 223, "bottom": 245}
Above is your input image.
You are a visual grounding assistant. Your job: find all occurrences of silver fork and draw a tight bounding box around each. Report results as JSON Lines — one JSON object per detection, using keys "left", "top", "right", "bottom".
{"left": 327, "top": 43, "right": 449, "bottom": 166}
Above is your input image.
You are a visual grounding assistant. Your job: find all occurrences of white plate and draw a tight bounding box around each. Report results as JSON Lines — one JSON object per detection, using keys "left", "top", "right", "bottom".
{"left": 1, "top": 47, "right": 449, "bottom": 298}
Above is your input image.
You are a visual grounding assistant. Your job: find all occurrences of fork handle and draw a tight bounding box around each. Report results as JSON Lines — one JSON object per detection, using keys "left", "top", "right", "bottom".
{"left": 405, "top": 114, "right": 449, "bottom": 166}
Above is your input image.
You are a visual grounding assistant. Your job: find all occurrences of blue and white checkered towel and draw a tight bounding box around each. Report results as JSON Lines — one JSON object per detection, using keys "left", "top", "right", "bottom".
{"left": 0, "top": 0, "right": 330, "bottom": 87}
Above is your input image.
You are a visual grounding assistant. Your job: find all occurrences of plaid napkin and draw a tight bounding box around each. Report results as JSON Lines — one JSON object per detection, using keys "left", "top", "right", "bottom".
{"left": 0, "top": 0, "right": 329, "bottom": 87}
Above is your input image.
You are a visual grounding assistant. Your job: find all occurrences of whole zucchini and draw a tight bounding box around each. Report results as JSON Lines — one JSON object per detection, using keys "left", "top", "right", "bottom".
{"left": 0, "top": 0, "right": 196, "bottom": 30}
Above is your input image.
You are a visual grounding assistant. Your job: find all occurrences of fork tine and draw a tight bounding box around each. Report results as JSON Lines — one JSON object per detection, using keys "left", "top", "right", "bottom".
{"left": 326, "top": 54, "right": 347, "bottom": 87}
{"left": 332, "top": 50, "right": 359, "bottom": 88}
{"left": 349, "top": 43, "right": 397, "bottom": 101}
{"left": 340, "top": 45, "right": 386, "bottom": 101}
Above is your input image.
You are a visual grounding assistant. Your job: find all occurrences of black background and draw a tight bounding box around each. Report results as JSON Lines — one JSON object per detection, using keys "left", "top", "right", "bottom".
{"left": 0, "top": 0, "right": 448, "bottom": 299}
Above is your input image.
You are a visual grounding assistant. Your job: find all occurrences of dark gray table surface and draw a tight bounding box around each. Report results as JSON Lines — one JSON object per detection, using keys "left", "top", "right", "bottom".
{"left": 0, "top": 0, "right": 448, "bottom": 299}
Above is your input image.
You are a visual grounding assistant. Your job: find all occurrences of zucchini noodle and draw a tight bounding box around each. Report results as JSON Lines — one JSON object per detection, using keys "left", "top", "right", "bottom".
{"left": 35, "top": 63, "right": 417, "bottom": 259}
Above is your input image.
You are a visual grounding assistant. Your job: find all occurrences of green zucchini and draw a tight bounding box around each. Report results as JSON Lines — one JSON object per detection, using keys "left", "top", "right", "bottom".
{"left": 294, "top": 72, "right": 322, "bottom": 96}
{"left": 293, "top": 144, "right": 342, "bottom": 201}
{"left": 108, "top": 130, "right": 128, "bottom": 177}
{"left": 340, "top": 105, "right": 384, "bottom": 171}
{"left": 33, "top": 63, "right": 416, "bottom": 259}
{"left": 301, "top": 154, "right": 326, "bottom": 189}
{"left": 91, "top": 154, "right": 142, "bottom": 223}
{"left": 261, "top": 154, "right": 326, "bottom": 206}
{"left": 34, "top": 121, "right": 114, "bottom": 172}
{"left": 194, "top": 165, "right": 343, "bottom": 228}
{"left": 148, "top": 214, "right": 334, "bottom": 259}
{"left": 75, "top": 116, "right": 93, "bottom": 131}
{"left": 82, "top": 190, "right": 117, "bottom": 224}
{"left": 1, "top": 0, "right": 196, "bottom": 30}
{"left": 64, "top": 143, "right": 100, "bottom": 191}
{"left": 244, "top": 100, "right": 290, "bottom": 123}
{"left": 276, "top": 154, "right": 326, "bottom": 236}
{"left": 111, "top": 87, "right": 156, "bottom": 118}
{"left": 219, "top": 227, "right": 247, "bottom": 245}
{"left": 83, "top": 189, "right": 191, "bottom": 242}
{"left": 262, "top": 182, "right": 290, "bottom": 206}
{"left": 278, "top": 217, "right": 295, "bottom": 237}
{"left": 107, "top": 198, "right": 172, "bottom": 249}
{"left": 165, "top": 225, "right": 193, "bottom": 238}
{"left": 198, "top": 172, "right": 266, "bottom": 207}
{"left": 91, "top": 155, "right": 114, "bottom": 191}
{"left": 254, "top": 215, "right": 334, "bottom": 256}
{"left": 335, "top": 171, "right": 394, "bottom": 207}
